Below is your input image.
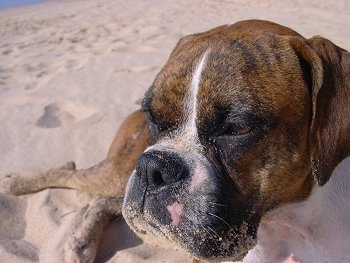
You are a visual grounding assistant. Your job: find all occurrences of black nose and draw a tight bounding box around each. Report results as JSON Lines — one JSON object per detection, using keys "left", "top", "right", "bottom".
{"left": 136, "top": 151, "right": 189, "bottom": 190}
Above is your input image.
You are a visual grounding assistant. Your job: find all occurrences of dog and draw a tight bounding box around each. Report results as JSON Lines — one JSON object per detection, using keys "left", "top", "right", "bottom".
{"left": 1, "top": 20, "right": 350, "bottom": 263}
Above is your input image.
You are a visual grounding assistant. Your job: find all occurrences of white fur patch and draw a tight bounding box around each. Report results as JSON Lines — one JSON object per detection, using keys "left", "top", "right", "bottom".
{"left": 144, "top": 49, "right": 210, "bottom": 153}
{"left": 237, "top": 156, "right": 350, "bottom": 263}
{"left": 182, "top": 49, "right": 210, "bottom": 140}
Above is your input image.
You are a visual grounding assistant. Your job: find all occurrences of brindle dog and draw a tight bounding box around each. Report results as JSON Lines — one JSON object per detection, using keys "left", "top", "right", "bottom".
{"left": 1, "top": 20, "right": 350, "bottom": 263}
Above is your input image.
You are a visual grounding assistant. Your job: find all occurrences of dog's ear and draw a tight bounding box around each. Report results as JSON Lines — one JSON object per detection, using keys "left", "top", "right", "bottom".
{"left": 290, "top": 36, "right": 350, "bottom": 186}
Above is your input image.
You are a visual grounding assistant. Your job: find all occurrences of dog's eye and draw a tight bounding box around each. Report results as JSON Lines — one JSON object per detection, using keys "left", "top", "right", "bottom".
{"left": 221, "top": 123, "right": 253, "bottom": 137}
{"left": 208, "top": 122, "right": 254, "bottom": 145}
{"left": 155, "top": 122, "right": 168, "bottom": 132}
{"left": 207, "top": 122, "right": 259, "bottom": 149}
{"left": 147, "top": 113, "right": 169, "bottom": 138}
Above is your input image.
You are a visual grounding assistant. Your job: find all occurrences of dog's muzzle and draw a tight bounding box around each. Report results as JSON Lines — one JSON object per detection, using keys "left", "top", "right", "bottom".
{"left": 123, "top": 148, "right": 257, "bottom": 261}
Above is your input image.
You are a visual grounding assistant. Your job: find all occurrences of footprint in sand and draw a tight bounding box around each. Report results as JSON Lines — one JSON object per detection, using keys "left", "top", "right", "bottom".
{"left": 0, "top": 67, "right": 12, "bottom": 80}
{"left": 64, "top": 59, "right": 82, "bottom": 69}
{"left": 25, "top": 82, "right": 37, "bottom": 90}
{"left": 36, "top": 102, "right": 96, "bottom": 129}
{"left": 0, "top": 44, "right": 18, "bottom": 56}
{"left": 23, "top": 63, "right": 48, "bottom": 73}
{"left": 36, "top": 70, "right": 49, "bottom": 78}
{"left": 0, "top": 195, "right": 38, "bottom": 261}
{"left": 36, "top": 103, "right": 74, "bottom": 129}
{"left": 114, "top": 64, "right": 159, "bottom": 74}
{"left": 2, "top": 49, "right": 12, "bottom": 55}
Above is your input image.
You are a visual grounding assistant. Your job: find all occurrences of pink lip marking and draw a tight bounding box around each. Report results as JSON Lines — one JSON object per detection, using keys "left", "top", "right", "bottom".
{"left": 166, "top": 202, "right": 184, "bottom": 226}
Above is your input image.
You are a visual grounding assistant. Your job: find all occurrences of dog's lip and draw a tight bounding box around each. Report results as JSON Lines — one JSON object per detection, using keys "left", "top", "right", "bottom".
{"left": 128, "top": 214, "right": 174, "bottom": 240}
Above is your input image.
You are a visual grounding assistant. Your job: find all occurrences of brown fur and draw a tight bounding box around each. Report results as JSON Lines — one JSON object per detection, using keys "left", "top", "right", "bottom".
{"left": 146, "top": 22, "right": 315, "bottom": 213}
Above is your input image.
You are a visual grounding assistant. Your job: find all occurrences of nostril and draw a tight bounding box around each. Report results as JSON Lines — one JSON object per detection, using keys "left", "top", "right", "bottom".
{"left": 136, "top": 151, "right": 189, "bottom": 189}
{"left": 152, "top": 170, "right": 165, "bottom": 186}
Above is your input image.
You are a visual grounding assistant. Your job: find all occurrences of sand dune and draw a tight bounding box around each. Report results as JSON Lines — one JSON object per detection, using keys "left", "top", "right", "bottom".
{"left": 0, "top": 0, "right": 349, "bottom": 262}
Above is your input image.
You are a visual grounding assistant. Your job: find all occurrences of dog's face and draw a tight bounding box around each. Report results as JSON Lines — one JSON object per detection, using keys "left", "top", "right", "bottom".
{"left": 123, "top": 21, "right": 315, "bottom": 261}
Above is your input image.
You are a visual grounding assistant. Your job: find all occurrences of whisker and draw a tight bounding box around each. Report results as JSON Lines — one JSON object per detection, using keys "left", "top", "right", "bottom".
{"left": 207, "top": 225, "right": 223, "bottom": 240}
{"left": 207, "top": 201, "right": 227, "bottom": 207}
{"left": 207, "top": 212, "right": 234, "bottom": 230}
{"left": 181, "top": 214, "right": 217, "bottom": 242}
{"left": 199, "top": 224, "right": 218, "bottom": 243}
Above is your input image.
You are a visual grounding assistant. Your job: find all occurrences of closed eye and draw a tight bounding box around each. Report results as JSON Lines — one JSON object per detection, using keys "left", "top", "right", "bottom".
{"left": 208, "top": 114, "right": 270, "bottom": 145}
{"left": 220, "top": 123, "right": 253, "bottom": 137}
{"left": 147, "top": 112, "right": 170, "bottom": 139}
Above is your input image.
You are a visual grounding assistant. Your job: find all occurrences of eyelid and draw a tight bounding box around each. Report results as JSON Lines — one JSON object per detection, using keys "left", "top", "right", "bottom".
{"left": 147, "top": 112, "right": 168, "bottom": 133}
{"left": 226, "top": 112, "right": 253, "bottom": 123}
{"left": 221, "top": 122, "right": 253, "bottom": 136}
{"left": 218, "top": 112, "right": 268, "bottom": 138}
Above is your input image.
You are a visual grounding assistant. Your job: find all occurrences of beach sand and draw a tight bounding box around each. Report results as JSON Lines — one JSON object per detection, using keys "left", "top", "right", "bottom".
{"left": 0, "top": 0, "right": 349, "bottom": 262}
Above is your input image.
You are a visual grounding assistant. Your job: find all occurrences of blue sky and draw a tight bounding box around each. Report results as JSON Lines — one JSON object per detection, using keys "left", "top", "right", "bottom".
{"left": 0, "top": 0, "right": 47, "bottom": 9}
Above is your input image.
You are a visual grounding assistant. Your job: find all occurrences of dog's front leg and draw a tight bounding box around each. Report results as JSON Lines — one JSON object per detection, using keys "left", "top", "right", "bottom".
{"left": 0, "top": 161, "right": 78, "bottom": 195}
{"left": 64, "top": 197, "right": 123, "bottom": 263}
{"left": 0, "top": 110, "right": 151, "bottom": 262}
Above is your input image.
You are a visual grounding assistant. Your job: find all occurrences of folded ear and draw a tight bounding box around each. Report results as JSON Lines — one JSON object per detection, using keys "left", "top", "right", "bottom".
{"left": 290, "top": 36, "right": 350, "bottom": 186}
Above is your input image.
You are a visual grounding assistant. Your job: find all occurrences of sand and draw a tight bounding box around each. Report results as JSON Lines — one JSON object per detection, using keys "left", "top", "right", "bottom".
{"left": 0, "top": 0, "right": 349, "bottom": 262}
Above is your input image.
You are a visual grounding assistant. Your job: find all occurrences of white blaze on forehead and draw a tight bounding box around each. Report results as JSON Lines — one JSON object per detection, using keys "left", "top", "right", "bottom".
{"left": 183, "top": 49, "right": 210, "bottom": 139}
{"left": 147, "top": 49, "right": 210, "bottom": 152}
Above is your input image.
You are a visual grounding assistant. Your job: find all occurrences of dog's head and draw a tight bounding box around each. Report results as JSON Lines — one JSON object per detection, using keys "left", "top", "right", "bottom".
{"left": 123, "top": 20, "right": 350, "bottom": 261}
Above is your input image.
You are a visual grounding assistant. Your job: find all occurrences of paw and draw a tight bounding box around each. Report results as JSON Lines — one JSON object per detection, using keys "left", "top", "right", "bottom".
{"left": 0, "top": 161, "right": 76, "bottom": 196}
{"left": 0, "top": 174, "right": 20, "bottom": 195}
{"left": 64, "top": 235, "right": 98, "bottom": 263}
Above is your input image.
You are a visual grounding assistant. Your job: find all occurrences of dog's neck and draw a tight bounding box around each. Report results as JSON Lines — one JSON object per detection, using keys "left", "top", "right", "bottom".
{"left": 239, "top": 156, "right": 350, "bottom": 263}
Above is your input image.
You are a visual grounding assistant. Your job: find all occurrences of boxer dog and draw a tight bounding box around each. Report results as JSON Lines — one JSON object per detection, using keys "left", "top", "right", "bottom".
{"left": 1, "top": 20, "right": 350, "bottom": 263}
